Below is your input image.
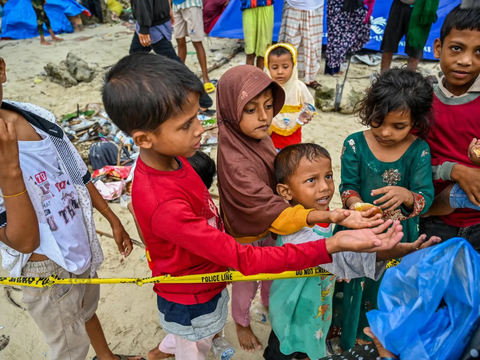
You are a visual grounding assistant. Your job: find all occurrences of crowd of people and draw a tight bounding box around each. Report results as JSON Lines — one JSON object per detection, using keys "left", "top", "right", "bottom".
{"left": 1, "top": 0, "right": 480, "bottom": 360}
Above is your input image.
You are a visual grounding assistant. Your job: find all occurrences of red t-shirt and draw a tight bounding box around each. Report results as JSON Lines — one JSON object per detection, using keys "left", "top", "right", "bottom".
{"left": 271, "top": 127, "right": 302, "bottom": 150}
{"left": 132, "top": 156, "right": 332, "bottom": 305}
{"left": 428, "top": 91, "right": 480, "bottom": 227}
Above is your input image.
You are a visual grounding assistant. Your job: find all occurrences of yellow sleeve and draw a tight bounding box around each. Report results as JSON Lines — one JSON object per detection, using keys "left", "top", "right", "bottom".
{"left": 269, "top": 205, "right": 314, "bottom": 235}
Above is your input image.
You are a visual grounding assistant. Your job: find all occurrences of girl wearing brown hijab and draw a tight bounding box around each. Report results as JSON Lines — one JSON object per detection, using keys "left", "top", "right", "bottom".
{"left": 216, "top": 65, "right": 384, "bottom": 352}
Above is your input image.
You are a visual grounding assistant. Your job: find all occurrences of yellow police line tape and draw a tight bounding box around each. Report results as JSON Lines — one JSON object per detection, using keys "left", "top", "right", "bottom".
{"left": 0, "top": 260, "right": 400, "bottom": 288}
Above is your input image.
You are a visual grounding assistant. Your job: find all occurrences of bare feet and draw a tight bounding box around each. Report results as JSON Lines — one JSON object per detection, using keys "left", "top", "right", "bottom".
{"left": 147, "top": 345, "right": 173, "bottom": 360}
{"left": 52, "top": 36, "right": 63, "bottom": 42}
{"left": 235, "top": 322, "right": 262, "bottom": 352}
{"left": 40, "top": 38, "right": 51, "bottom": 45}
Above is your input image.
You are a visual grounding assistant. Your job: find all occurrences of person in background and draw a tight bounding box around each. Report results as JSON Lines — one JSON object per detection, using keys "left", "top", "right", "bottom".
{"left": 325, "top": 0, "right": 374, "bottom": 76}
{"left": 31, "top": 0, "right": 64, "bottom": 45}
{"left": 241, "top": 0, "right": 274, "bottom": 69}
{"left": 419, "top": 6, "right": 480, "bottom": 251}
{"left": 380, "top": 0, "right": 439, "bottom": 73}
{"left": 172, "top": 0, "right": 216, "bottom": 93}
{"left": 130, "top": 0, "right": 215, "bottom": 115}
{"left": 278, "top": 0, "right": 324, "bottom": 89}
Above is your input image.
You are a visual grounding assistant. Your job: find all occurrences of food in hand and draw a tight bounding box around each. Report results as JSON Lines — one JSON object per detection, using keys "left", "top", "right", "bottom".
{"left": 354, "top": 202, "right": 383, "bottom": 216}
{"left": 474, "top": 148, "right": 480, "bottom": 158}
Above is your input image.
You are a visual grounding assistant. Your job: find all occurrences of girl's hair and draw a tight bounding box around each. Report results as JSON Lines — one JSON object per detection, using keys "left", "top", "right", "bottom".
{"left": 356, "top": 68, "right": 434, "bottom": 139}
{"left": 269, "top": 46, "right": 293, "bottom": 63}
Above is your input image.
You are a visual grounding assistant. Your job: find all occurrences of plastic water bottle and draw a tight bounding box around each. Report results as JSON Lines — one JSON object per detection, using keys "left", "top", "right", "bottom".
{"left": 212, "top": 337, "right": 235, "bottom": 360}
{"left": 296, "top": 103, "right": 316, "bottom": 125}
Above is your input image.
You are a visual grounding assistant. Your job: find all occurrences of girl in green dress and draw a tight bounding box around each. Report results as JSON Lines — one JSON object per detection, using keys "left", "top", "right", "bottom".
{"left": 332, "top": 68, "right": 436, "bottom": 351}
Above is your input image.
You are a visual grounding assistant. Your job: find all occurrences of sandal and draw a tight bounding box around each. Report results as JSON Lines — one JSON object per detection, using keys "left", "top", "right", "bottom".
{"left": 204, "top": 82, "right": 216, "bottom": 94}
{"left": 306, "top": 81, "right": 321, "bottom": 89}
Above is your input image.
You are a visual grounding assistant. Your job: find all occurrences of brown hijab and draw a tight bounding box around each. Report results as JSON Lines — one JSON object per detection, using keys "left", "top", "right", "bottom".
{"left": 216, "top": 65, "right": 289, "bottom": 239}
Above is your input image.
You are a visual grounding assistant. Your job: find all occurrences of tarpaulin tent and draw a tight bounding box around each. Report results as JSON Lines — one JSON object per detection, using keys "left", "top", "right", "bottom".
{"left": 1, "top": 0, "right": 90, "bottom": 40}
{"left": 209, "top": 0, "right": 462, "bottom": 60}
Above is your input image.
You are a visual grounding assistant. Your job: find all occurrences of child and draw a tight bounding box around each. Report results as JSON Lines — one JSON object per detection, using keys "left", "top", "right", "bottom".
{"left": 333, "top": 68, "right": 435, "bottom": 351}
{"left": 241, "top": 0, "right": 274, "bottom": 69}
{"left": 0, "top": 56, "right": 141, "bottom": 360}
{"left": 264, "top": 143, "right": 439, "bottom": 360}
{"left": 102, "top": 53, "right": 403, "bottom": 360}
{"left": 31, "top": 0, "right": 63, "bottom": 45}
{"left": 419, "top": 6, "right": 480, "bottom": 250}
{"left": 215, "top": 65, "right": 387, "bottom": 352}
{"left": 265, "top": 43, "right": 314, "bottom": 150}
{"left": 427, "top": 138, "right": 480, "bottom": 215}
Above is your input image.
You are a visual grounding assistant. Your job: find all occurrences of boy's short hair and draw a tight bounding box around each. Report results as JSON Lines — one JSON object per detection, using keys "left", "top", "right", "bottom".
{"left": 187, "top": 151, "right": 216, "bottom": 190}
{"left": 102, "top": 53, "right": 205, "bottom": 135}
{"left": 440, "top": 6, "right": 480, "bottom": 43}
{"left": 274, "top": 143, "right": 331, "bottom": 185}
{"left": 357, "top": 68, "right": 433, "bottom": 139}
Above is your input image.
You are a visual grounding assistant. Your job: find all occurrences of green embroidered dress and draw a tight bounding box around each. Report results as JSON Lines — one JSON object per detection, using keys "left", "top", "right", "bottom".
{"left": 333, "top": 131, "right": 434, "bottom": 350}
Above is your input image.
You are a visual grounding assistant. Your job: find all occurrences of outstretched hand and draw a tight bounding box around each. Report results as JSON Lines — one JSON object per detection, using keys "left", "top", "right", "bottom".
{"left": 376, "top": 234, "right": 441, "bottom": 261}
{"left": 332, "top": 208, "right": 384, "bottom": 229}
{"left": 327, "top": 220, "right": 404, "bottom": 254}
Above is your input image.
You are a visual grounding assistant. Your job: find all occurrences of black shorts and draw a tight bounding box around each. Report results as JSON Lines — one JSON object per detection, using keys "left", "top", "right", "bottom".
{"left": 380, "top": 0, "right": 424, "bottom": 59}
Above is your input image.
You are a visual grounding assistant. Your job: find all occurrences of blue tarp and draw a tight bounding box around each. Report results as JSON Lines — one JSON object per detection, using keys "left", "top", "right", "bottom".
{"left": 210, "top": 0, "right": 462, "bottom": 60}
{"left": 1, "top": 0, "right": 89, "bottom": 40}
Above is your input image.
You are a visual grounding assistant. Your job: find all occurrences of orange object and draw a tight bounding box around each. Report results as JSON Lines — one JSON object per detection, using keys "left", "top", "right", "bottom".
{"left": 354, "top": 202, "right": 383, "bottom": 216}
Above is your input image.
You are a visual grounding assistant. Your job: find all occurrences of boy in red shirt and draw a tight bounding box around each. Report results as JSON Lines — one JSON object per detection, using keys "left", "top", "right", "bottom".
{"left": 420, "top": 6, "right": 480, "bottom": 250}
{"left": 101, "top": 53, "right": 404, "bottom": 360}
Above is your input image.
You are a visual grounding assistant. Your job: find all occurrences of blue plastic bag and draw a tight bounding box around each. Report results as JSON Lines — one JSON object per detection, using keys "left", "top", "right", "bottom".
{"left": 367, "top": 238, "right": 480, "bottom": 360}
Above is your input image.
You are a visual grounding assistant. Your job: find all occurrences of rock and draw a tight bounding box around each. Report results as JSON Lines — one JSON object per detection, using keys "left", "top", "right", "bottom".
{"left": 315, "top": 85, "right": 335, "bottom": 112}
{"left": 65, "top": 52, "right": 95, "bottom": 82}
{"left": 339, "top": 81, "right": 365, "bottom": 115}
{"left": 44, "top": 62, "right": 78, "bottom": 87}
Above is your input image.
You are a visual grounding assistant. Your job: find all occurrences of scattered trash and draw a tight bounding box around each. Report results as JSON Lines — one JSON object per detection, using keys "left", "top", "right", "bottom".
{"left": 0, "top": 335, "right": 9, "bottom": 352}
{"left": 33, "top": 78, "right": 42, "bottom": 84}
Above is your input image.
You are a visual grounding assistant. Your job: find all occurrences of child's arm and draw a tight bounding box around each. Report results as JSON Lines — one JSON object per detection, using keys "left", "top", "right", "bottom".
{"left": 339, "top": 138, "right": 365, "bottom": 209}
{"left": 0, "top": 120, "right": 39, "bottom": 253}
{"left": 372, "top": 143, "right": 435, "bottom": 218}
{"left": 154, "top": 200, "right": 404, "bottom": 276}
{"left": 86, "top": 182, "right": 133, "bottom": 257}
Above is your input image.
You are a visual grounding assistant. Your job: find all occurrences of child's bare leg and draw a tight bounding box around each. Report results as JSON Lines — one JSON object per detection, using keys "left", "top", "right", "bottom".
{"left": 246, "top": 53, "right": 255, "bottom": 66}
{"left": 256, "top": 56, "right": 265, "bottom": 70}
{"left": 86, "top": 314, "right": 142, "bottom": 360}
{"left": 48, "top": 28, "right": 63, "bottom": 42}
{"left": 425, "top": 184, "right": 455, "bottom": 216}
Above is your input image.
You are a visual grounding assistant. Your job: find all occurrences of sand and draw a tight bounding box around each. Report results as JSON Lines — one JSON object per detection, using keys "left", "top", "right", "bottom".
{"left": 0, "top": 23, "right": 441, "bottom": 359}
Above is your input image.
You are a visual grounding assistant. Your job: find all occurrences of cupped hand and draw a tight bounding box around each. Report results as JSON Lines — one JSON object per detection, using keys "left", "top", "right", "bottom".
{"left": 376, "top": 234, "right": 441, "bottom": 261}
{"left": 456, "top": 166, "right": 480, "bottom": 206}
{"left": 371, "top": 186, "right": 413, "bottom": 212}
{"left": 333, "top": 208, "right": 384, "bottom": 229}
{"left": 468, "top": 138, "right": 480, "bottom": 166}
